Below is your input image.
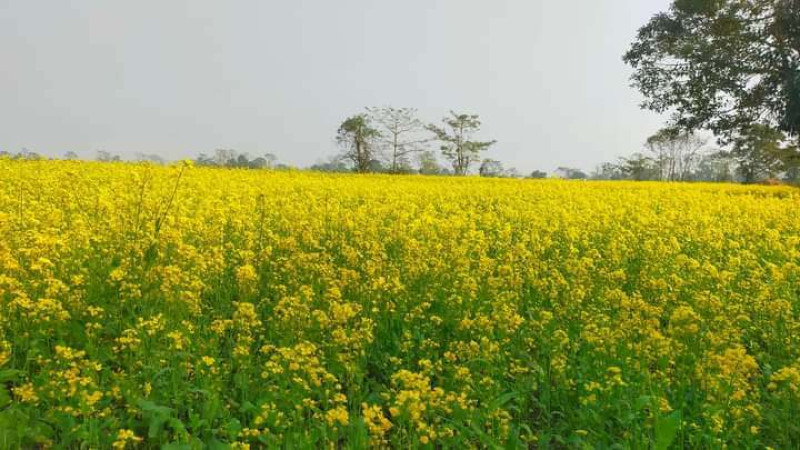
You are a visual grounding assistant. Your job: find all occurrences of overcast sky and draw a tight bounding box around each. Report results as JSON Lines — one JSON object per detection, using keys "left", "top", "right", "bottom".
{"left": 1, "top": 0, "right": 671, "bottom": 173}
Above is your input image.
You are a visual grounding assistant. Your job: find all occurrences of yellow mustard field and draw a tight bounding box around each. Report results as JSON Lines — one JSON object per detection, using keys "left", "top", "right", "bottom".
{"left": 1, "top": 159, "right": 800, "bottom": 449}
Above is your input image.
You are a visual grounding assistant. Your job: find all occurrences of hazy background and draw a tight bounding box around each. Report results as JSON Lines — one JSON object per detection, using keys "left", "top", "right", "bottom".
{"left": 1, "top": 0, "right": 670, "bottom": 173}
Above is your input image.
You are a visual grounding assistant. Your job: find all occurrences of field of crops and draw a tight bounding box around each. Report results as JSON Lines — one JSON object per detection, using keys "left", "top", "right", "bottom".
{"left": 1, "top": 160, "right": 799, "bottom": 448}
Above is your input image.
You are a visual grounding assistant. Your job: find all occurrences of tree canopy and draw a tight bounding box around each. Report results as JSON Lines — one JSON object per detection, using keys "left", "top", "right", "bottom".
{"left": 624, "top": 0, "right": 800, "bottom": 144}
{"left": 336, "top": 114, "right": 381, "bottom": 173}
{"left": 427, "top": 112, "right": 496, "bottom": 175}
{"left": 366, "top": 106, "right": 427, "bottom": 174}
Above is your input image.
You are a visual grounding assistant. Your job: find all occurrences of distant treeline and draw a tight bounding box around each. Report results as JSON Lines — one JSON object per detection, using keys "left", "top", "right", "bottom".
{"left": 3, "top": 134, "right": 799, "bottom": 184}
{"left": 588, "top": 131, "right": 799, "bottom": 184}
{"left": 3, "top": 111, "right": 798, "bottom": 183}
{"left": 324, "top": 106, "right": 800, "bottom": 183}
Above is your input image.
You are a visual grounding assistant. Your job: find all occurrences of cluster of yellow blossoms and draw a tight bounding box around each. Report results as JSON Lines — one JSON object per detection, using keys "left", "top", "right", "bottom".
{"left": 1, "top": 159, "right": 799, "bottom": 447}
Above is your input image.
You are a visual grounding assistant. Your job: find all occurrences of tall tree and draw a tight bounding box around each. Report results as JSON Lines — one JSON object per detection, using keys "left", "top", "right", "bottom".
{"left": 731, "top": 124, "right": 797, "bottom": 182}
{"left": 236, "top": 153, "right": 251, "bottom": 168}
{"left": 214, "top": 148, "right": 238, "bottom": 166}
{"left": 195, "top": 153, "right": 214, "bottom": 166}
{"left": 591, "top": 163, "right": 625, "bottom": 180}
{"left": 366, "top": 106, "right": 427, "bottom": 173}
{"left": 478, "top": 159, "right": 505, "bottom": 177}
{"left": 619, "top": 153, "right": 659, "bottom": 181}
{"left": 416, "top": 150, "right": 443, "bottom": 175}
{"left": 337, "top": 114, "right": 381, "bottom": 173}
{"left": 646, "top": 130, "right": 706, "bottom": 181}
{"left": 785, "top": 154, "right": 800, "bottom": 182}
{"left": 556, "top": 167, "right": 588, "bottom": 180}
{"left": 135, "top": 153, "right": 166, "bottom": 164}
{"left": 427, "top": 112, "right": 496, "bottom": 175}
{"left": 624, "top": 0, "right": 800, "bottom": 144}
{"left": 96, "top": 150, "right": 120, "bottom": 162}
{"left": 310, "top": 156, "right": 351, "bottom": 173}
{"left": 695, "top": 151, "right": 737, "bottom": 182}
{"left": 263, "top": 153, "right": 278, "bottom": 169}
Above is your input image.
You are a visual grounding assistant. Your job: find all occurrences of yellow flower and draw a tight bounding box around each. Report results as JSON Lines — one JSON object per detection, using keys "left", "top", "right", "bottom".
{"left": 325, "top": 406, "right": 349, "bottom": 427}
{"left": 12, "top": 383, "right": 38, "bottom": 403}
{"left": 3, "top": 159, "right": 800, "bottom": 446}
{"left": 0, "top": 340, "right": 10, "bottom": 367}
{"left": 112, "top": 429, "right": 141, "bottom": 449}
{"left": 83, "top": 390, "right": 103, "bottom": 407}
{"left": 362, "top": 403, "right": 392, "bottom": 441}
{"left": 236, "top": 264, "right": 258, "bottom": 284}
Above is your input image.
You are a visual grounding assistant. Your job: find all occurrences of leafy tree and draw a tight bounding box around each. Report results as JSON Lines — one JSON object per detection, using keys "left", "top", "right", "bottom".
{"left": 214, "top": 148, "right": 238, "bottom": 166}
{"left": 195, "top": 153, "right": 215, "bottom": 166}
{"left": 416, "top": 150, "right": 443, "bottom": 175}
{"left": 556, "top": 167, "right": 588, "bottom": 180}
{"left": 368, "top": 159, "right": 386, "bottom": 173}
{"left": 96, "top": 150, "right": 112, "bottom": 162}
{"left": 236, "top": 154, "right": 251, "bottom": 168}
{"left": 591, "top": 163, "right": 625, "bottom": 180}
{"left": 366, "top": 106, "right": 427, "bottom": 173}
{"left": 619, "top": 154, "right": 659, "bottom": 181}
{"left": 263, "top": 153, "right": 278, "bottom": 169}
{"left": 646, "top": 130, "right": 706, "bottom": 181}
{"left": 391, "top": 158, "right": 416, "bottom": 174}
{"left": 479, "top": 159, "right": 505, "bottom": 177}
{"left": 785, "top": 160, "right": 800, "bottom": 182}
{"left": 22, "top": 149, "right": 42, "bottom": 160}
{"left": 695, "top": 151, "right": 737, "bottom": 182}
{"left": 135, "top": 153, "right": 165, "bottom": 164}
{"left": 337, "top": 114, "right": 381, "bottom": 173}
{"left": 96, "top": 150, "right": 120, "bottom": 162}
{"left": 310, "top": 156, "right": 351, "bottom": 173}
{"left": 249, "top": 157, "right": 268, "bottom": 169}
{"left": 624, "top": 0, "right": 800, "bottom": 144}
{"left": 63, "top": 151, "right": 79, "bottom": 160}
{"left": 427, "top": 112, "right": 496, "bottom": 175}
{"left": 731, "top": 124, "right": 797, "bottom": 182}
{"left": 528, "top": 170, "right": 548, "bottom": 179}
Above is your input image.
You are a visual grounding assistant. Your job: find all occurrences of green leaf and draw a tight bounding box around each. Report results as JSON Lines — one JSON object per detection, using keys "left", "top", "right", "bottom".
{"left": 207, "top": 439, "right": 230, "bottom": 450}
{"left": 239, "top": 401, "right": 256, "bottom": 414}
{"left": 655, "top": 410, "right": 681, "bottom": 450}
{"left": 0, "top": 410, "right": 22, "bottom": 447}
{"left": 139, "top": 399, "right": 174, "bottom": 417}
{"left": 0, "top": 370, "right": 23, "bottom": 383}
{"left": 635, "top": 395, "right": 652, "bottom": 411}
{"left": 487, "top": 391, "right": 518, "bottom": 411}
{"left": 161, "top": 443, "right": 192, "bottom": 450}
{"left": 168, "top": 417, "right": 188, "bottom": 437}
{"left": 149, "top": 417, "right": 167, "bottom": 439}
{"left": 225, "top": 419, "right": 242, "bottom": 439}
{"left": 0, "top": 390, "right": 10, "bottom": 410}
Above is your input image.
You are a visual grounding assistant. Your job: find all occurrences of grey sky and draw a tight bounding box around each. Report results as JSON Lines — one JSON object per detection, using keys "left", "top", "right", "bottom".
{"left": 1, "top": 0, "right": 670, "bottom": 173}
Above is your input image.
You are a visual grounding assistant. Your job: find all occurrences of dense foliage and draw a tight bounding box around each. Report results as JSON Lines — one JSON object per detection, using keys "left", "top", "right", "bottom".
{"left": 2, "top": 160, "right": 800, "bottom": 448}
{"left": 624, "top": 0, "right": 800, "bottom": 143}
